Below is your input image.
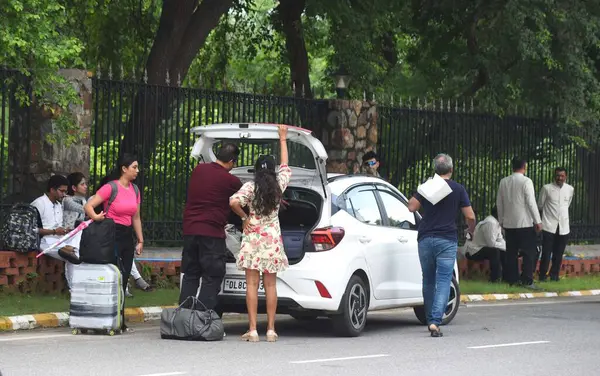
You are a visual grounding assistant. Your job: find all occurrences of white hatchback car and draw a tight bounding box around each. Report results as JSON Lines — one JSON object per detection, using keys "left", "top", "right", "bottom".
{"left": 190, "top": 123, "right": 460, "bottom": 337}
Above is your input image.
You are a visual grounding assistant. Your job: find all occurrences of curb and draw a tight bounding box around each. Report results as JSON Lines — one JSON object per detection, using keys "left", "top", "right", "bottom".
{"left": 460, "top": 289, "right": 600, "bottom": 302}
{"left": 0, "top": 306, "right": 244, "bottom": 332}
{"left": 2, "top": 290, "right": 600, "bottom": 331}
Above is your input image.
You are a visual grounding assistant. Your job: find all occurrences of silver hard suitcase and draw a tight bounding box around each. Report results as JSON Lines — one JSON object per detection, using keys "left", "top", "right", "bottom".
{"left": 69, "top": 263, "right": 124, "bottom": 336}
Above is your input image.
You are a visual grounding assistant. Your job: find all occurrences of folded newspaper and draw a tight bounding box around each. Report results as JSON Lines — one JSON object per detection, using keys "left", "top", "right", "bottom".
{"left": 417, "top": 174, "right": 452, "bottom": 205}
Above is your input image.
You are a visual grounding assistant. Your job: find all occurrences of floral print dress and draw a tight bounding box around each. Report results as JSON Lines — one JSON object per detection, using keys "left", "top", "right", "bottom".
{"left": 231, "top": 164, "right": 292, "bottom": 273}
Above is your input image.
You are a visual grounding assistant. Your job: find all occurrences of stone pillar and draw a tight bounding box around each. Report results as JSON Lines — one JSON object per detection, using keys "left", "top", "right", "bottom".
{"left": 10, "top": 69, "right": 92, "bottom": 202}
{"left": 321, "top": 99, "right": 377, "bottom": 174}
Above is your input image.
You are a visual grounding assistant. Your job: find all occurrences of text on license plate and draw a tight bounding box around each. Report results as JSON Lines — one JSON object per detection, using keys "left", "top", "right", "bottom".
{"left": 223, "top": 278, "right": 265, "bottom": 294}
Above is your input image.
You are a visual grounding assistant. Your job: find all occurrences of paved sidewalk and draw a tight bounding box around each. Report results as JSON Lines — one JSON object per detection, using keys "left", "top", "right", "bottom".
{"left": 2, "top": 289, "right": 600, "bottom": 332}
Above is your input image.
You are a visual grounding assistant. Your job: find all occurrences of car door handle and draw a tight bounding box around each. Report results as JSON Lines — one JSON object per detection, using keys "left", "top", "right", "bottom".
{"left": 359, "top": 236, "right": 372, "bottom": 244}
{"left": 397, "top": 237, "right": 408, "bottom": 243}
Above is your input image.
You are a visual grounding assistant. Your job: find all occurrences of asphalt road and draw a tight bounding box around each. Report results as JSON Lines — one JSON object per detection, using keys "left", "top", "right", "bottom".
{"left": 1, "top": 297, "right": 599, "bottom": 376}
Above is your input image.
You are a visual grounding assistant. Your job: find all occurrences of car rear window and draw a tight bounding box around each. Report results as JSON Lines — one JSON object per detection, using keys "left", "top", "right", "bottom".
{"left": 212, "top": 139, "right": 316, "bottom": 169}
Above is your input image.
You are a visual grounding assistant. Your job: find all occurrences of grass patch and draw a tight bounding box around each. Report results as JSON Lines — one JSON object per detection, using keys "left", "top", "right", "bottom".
{"left": 0, "top": 288, "right": 180, "bottom": 317}
{"left": 460, "top": 275, "right": 600, "bottom": 295}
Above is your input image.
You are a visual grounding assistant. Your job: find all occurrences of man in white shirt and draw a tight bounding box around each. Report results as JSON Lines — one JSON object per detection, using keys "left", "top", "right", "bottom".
{"left": 464, "top": 206, "right": 506, "bottom": 282}
{"left": 537, "top": 167, "right": 574, "bottom": 281}
{"left": 31, "top": 175, "right": 81, "bottom": 265}
{"left": 496, "top": 157, "right": 543, "bottom": 288}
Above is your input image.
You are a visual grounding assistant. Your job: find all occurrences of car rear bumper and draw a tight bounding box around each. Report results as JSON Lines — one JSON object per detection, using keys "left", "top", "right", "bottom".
{"left": 218, "top": 254, "right": 344, "bottom": 313}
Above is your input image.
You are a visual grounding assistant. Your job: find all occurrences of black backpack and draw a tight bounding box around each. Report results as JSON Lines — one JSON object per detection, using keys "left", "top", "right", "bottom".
{"left": 1, "top": 203, "right": 42, "bottom": 253}
{"left": 79, "top": 182, "right": 140, "bottom": 264}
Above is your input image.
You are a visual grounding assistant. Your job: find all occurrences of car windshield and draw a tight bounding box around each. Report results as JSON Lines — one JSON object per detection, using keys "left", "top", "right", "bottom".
{"left": 212, "top": 139, "right": 316, "bottom": 169}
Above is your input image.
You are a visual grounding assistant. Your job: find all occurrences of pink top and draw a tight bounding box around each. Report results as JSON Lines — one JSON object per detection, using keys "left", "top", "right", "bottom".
{"left": 96, "top": 181, "right": 141, "bottom": 226}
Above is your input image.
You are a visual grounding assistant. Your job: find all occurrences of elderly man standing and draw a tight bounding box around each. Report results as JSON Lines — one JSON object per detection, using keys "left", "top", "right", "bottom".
{"left": 496, "top": 157, "right": 543, "bottom": 288}
{"left": 408, "top": 153, "right": 476, "bottom": 338}
{"left": 537, "top": 167, "right": 574, "bottom": 281}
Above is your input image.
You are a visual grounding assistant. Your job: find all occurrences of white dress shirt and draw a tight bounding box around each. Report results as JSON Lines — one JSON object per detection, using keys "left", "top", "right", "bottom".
{"left": 496, "top": 172, "right": 542, "bottom": 229}
{"left": 464, "top": 215, "right": 506, "bottom": 256}
{"left": 31, "top": 194, "right": 64, "bottom": 251}
{"left": 538, "top": 182, "right": 574, "bottom": 235}
{"left": 31, "top": 194, "right": 80, "bottom": 253}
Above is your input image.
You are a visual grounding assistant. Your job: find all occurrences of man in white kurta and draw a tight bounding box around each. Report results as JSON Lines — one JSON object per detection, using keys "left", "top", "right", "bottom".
{"left": 537, "top": 167, "right": 574, "bottom": 281}
{"left": 31, "top": 175, "right": 81, "bottom": 289}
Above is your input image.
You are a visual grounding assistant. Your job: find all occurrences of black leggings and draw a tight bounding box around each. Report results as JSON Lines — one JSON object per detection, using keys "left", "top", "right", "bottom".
{"left": 114, "top": 224, "right": 134, "bottom": 330}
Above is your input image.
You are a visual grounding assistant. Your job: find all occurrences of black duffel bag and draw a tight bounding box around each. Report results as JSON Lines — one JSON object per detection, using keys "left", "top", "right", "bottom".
{"left": 79, "top": 218, "right": 116, "bottom": 264}
{"left": 160, "top": 296, "right": 224, "bottom": 341}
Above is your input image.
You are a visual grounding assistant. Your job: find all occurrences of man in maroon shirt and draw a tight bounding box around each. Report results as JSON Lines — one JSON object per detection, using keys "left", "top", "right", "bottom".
{"left": 179, "top": 143, "right": 243, "bottom": 309}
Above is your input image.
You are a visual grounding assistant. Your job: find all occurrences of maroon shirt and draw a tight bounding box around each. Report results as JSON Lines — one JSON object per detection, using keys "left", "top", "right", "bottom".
{"left": 183, "top": 163, "right": 243, "bottom": 238}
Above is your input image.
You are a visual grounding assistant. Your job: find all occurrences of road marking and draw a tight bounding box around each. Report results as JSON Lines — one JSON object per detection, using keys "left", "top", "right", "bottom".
{"left": 0, "top": 333, "right": 73, "bottom": 342}
{"left": 136, "top": 372, "right": 186, "bottom": 376}
{"left": 290, "top": 354, "right": 390, "bottom": 364}
{"left": 468, "top": 341, "right": 550, "bottom": 349}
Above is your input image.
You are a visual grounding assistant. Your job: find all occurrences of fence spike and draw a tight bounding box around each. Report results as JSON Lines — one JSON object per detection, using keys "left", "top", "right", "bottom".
{"left": 408, "top": 96, "right": 412, "bottom": 109}
{"left": 132, "top": 66, "right": 136, "bottom": 82}
{"left": 143, "top": 68, "right": 148, "bottom": 84}
{"left": 470, "top": 98, "right": 474, "bottom": 113}
{"left": 424, "top": 97, "right": 428, "bottom": 109}
{"left": 363, "top": 91, "right": 367, "bottom": 101}
{"left": 165, "top": 70, "right": 170, "bottom": 86}
{"left": 417, "top": 97, "right": 421, "bottom": 109}
{"left": 119, "top": 64, "right": 123, "bottom": 80}
{"left": 372, "top": 92, "right": 376, "bottom": 102}
{"left": 97, "top": 63, "right": 102, "bottom": 79}
{"left": 455, "top": 99, "right": 458, "bottom": 113}
{"left": 292, "top": 81, "right": 296, "bottom": 96}
{"left": 177, "top": 73, "right": 182, "bottom": 87}
{"left": 302, "top": 84, "right": 306, "bottom": 98}
{"left": 462, "top": 99, "right": 466, "bottom": 113}
{"left": 432, "top": 98, "right": 436, "bottom": 111}
{"left": 440, "top": 98, "right": 443, "bottom": 111}
{"left": 399, "top": 97, "right": 403, "bottom": 108}
{"left": 108, "top": 64, "right": 113, "bottom": 79}
{"left": 390, "top": 94, "right": 394, "bottom": 107}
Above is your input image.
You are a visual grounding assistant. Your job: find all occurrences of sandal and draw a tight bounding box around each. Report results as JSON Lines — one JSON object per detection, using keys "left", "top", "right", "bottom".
{"left": 266, "top": 330, "right": 278, "bottom": 342}
{"left": 428, "top": 324, "right": 443, "bottom": 338}
{"left": 241, "top": 330, "right": 259, "bottom": 342}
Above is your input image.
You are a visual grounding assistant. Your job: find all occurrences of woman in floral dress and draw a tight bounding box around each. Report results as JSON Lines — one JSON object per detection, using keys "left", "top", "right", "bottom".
{"left": 230, "top": 124, "right": 291, "bottom": 342}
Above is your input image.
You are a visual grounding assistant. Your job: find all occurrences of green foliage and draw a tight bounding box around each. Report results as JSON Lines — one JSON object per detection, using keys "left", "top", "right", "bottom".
{"left": 0, "top": 0, "right": 85, "bottom": 144}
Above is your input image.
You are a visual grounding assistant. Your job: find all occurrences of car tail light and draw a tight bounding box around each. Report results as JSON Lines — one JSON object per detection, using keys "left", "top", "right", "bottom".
{"left": 310, "top": 227, "right": 345, "bottom": 251}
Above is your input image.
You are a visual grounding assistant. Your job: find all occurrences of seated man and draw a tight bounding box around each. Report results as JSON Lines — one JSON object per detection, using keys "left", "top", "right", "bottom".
{"left": 31, "top": 175, "right": 81, "bottom": 265}
{"left": 464, "top": 206, "right": 506, "bottom": 282}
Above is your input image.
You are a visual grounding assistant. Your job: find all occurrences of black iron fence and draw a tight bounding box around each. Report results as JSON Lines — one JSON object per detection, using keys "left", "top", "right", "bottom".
{"left": 91, "top": 77, "right": 325, "bottom": 246}
{"left": 0, "top": 69, "right": 32, "bottom": 214}
{"left": 2, "top": 67, "right": 599, "bottom": 245}
{"left": 377, "top": 103, "right": 600, "bottom": 243}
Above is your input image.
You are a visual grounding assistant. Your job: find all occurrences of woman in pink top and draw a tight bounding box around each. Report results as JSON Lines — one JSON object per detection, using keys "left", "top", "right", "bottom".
{"left": 84, "top": 153, "right": 144, "bottom": 332}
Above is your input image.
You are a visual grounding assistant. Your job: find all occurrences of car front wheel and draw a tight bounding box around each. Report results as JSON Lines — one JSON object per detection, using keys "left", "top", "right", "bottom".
{"left": 413, "top": 276, "right": 460, "bottom": 326}
{"left": 332, "top": 275, "right": 369, "bottom": 337}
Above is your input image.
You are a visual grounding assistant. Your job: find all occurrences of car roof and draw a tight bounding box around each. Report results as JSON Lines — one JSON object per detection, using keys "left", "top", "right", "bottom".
{"left": 327, "top": 174, "right": 403, "bottom": 196}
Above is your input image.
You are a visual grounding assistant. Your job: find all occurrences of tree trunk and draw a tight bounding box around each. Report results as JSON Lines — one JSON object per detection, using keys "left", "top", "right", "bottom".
{"left": 117, "top": 0, "right": 234, "bottom": 189}
{"left": 277, "top": 0, "right": 313, "bottom": 99}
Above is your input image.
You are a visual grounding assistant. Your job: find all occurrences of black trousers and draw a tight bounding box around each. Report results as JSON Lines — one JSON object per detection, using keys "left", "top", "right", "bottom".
{"left": 539, "top": 228, "right": 569, "bottom": 281}
{"left": 504, "top": 227, "right": 538, "bottom": 285}
{"left": 179, "top": 235, "right": 226, "bottom": 310}
{"left": 114, "top": 224, "right": 135, "bottom": 330}
{"left": 467, "top": 247, "right": 506, "bottom": 282}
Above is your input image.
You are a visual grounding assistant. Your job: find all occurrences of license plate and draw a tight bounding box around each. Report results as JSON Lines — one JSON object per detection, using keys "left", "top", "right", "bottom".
{"left": 222, "top": 278, "right": 265, "bottom": 294}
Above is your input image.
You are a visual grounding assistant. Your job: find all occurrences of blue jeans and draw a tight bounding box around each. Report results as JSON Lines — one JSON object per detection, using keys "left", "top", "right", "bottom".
{"left": 418, "top": 236, "right": 457, "bottom": 326}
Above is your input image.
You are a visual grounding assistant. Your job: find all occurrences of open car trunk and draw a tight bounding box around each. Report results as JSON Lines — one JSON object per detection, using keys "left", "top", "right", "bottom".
{"left": 226, "top": 187, "right": 322, "bottom": 265}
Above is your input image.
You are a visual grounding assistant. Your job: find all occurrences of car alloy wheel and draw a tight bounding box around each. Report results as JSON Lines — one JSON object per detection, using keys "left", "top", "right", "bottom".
{"left": 413, "top": 276, "right": 460, "bottom": 326}
{"left": 332, "top": 275, "right": 369, "bottom": 337}
{"left": 348, "top": 283, "right": 367, "bottom": 330}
